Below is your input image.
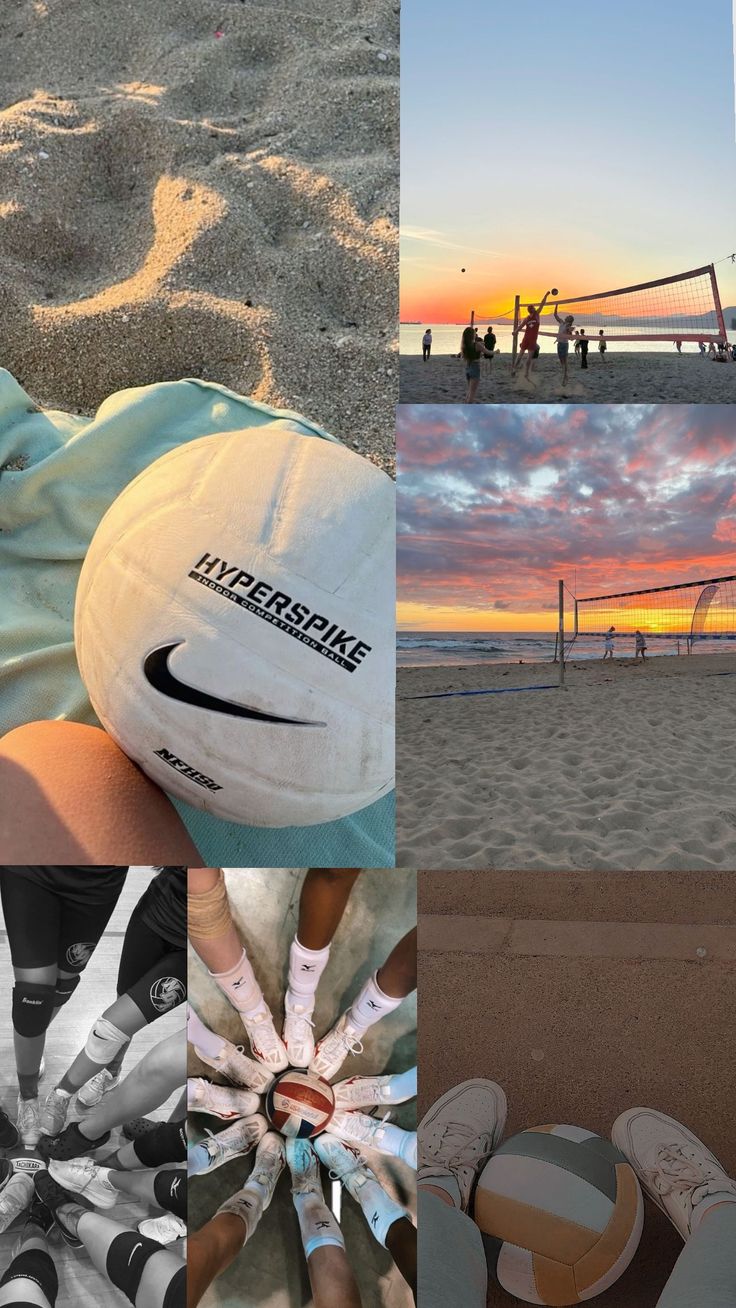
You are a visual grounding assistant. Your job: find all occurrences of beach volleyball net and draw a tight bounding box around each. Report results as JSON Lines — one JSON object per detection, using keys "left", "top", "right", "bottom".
{"left": 512, "top": 264, "right": 727, "bottom": 356}
{"left": 573, "top": 574, "right": 736, "bottom": 649}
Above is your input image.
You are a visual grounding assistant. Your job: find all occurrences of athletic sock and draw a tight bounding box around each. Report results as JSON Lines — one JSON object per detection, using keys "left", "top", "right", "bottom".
{"left": 18, "top": 1073, "right": 40, "bottom": 1099}
{"left": 386, "top": 1067, "right": 417, "bottom": 1102}
{"left": 348, "top": 972, "right": 403, "bottom": 1035}
{"left": 216, "top": 1179, "right": 268, "bottom": 1244}
{"left": 293, "top": 1191, "right": 344, "bottom": 1256}
{"left": 285, "top": 939, "right": 330, "bottom": 1011}
{"left": 209, "top": 948, "right": 267, "bottom": 1019}
{"left": 187, "top": 1006, "right": 227, "bottom": 1060}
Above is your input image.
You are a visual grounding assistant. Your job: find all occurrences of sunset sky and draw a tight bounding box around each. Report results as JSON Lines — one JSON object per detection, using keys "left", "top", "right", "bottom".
{"left": 401, "top": 0, "right": 736, "bottom": 323}
{"left": 397, "top": 405, "right": 736, "bottom": 631}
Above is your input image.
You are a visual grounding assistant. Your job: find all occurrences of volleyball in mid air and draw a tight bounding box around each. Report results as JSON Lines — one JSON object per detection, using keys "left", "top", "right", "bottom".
{"left": 74, "top": 424, "right": 395, "bottom": 828}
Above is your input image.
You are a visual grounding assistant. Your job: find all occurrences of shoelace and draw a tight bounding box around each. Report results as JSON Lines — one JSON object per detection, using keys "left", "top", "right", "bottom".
{"left": 645, "top": 1142, "right": 736, "bottom": 1212}
{"left": 421, "top": 1119, "right": 494, "bottom": 1169}
{"left": 245, "top": 1011, "right": 283, "bottom": 1053}
{"left": 324, "top": 1025, "right": 364, "bottom": 1060}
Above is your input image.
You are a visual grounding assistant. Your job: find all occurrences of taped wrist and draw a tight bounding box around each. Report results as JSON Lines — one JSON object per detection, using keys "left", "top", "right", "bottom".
{"left": 84, "top": 1017, "right": 129, "bottom": 1064}
{"left": 188, "top": 870, "right": 230, "bottom": 939}
{"left": 12, "top": 982, "right": 56, "bottom": 1036}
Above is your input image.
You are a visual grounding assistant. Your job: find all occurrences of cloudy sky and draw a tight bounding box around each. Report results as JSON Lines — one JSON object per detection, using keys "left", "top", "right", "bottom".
{"left": 401, "top": 0, "right": 736, "bottom": 323}
{"left": 397, "top": 405, "right": 736, "bottom": 630}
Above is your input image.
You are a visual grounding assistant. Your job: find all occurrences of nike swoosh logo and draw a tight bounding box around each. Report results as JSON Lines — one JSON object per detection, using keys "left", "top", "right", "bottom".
{"left": 143, "top": 644, "right": 326, "bottom": 725}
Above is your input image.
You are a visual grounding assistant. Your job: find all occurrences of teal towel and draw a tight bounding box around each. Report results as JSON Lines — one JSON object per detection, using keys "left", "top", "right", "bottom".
{"left": 0, "top": 371, "right": 394, "bottom": 866}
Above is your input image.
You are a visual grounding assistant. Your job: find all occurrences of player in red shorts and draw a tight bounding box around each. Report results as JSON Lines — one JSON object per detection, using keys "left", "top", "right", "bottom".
{"left": 512, "top": 289, "right": 553, "bottom": 380}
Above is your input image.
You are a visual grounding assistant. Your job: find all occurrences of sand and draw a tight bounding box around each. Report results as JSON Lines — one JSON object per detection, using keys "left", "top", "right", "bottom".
{"left": 0, "top": 0, "right": 398, "bottom": 472}
{"left": 400, "top": 351, "right": 736, "bottom": 406}
{"left": 397, "top": 654, "right": 736, "bottom": 870}
{"left": 418, "top": 871, "right": 736, "bottom": 1308}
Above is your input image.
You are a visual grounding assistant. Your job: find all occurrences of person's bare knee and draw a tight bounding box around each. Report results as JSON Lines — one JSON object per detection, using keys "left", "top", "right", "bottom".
{"left": 0, "top": 720, "right": 201, "bottom": 862}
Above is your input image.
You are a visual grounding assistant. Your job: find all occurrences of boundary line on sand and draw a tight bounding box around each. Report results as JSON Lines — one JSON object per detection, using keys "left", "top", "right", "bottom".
{"left": 419, "top": 914, "right": 736, "bottom": 961}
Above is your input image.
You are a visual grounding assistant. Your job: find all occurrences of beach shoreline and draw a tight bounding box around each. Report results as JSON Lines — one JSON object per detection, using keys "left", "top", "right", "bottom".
{"left": 397, "top": 654, "right": 736, "bottom": 871}
{"left": 399, "top": 351, "right": 736, "bottom": 404}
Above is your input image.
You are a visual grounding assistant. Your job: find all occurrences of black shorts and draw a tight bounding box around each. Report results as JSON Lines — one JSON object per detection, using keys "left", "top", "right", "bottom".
{"left": 116, "top": 893, "right": 187, "bottom": 1022}
{"left": 0, "top": 868, "right": 128, "bottom": 972}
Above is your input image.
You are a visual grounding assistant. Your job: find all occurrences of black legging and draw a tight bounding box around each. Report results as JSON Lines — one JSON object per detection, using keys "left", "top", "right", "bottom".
{"left": 116, "top": 895, "right": 186, "bottom": 1022}
{"left": 0, "top": 868, "right": 127, "bottom": 973}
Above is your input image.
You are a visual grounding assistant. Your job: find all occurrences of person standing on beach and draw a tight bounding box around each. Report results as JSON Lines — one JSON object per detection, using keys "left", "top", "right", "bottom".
{"left": 674, "top": 339, "right": 682, "bottom": 353}
{"left": 598, "top": 330, "right": 607, "bottom": 361}
{"left": 578, "top": 329, "right": 589, "bottom": 369}
{"left": 422, "top": 329, "right": 432, "bottom": 362}
{"left": 461, "top": 326, "right": 493, "bottom": 403}
{"left": 512, "top": 289, "right": 552, "bottom": 380}
{"left": 553, "top": 304, "right": 577, "bottom": 386}
{"left": 483, "top": 326, "right": 496, "bottom": 374}
{"left": 634, "top": 630, "right": 647, "bottom": 661}
{"left": 603, "top": 627, "right": 615, "bottom": 660}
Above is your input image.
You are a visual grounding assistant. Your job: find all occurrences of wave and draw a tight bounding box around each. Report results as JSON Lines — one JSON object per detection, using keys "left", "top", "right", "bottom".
{"left": 397, "top": 638, "right": 509, "bottom": 653}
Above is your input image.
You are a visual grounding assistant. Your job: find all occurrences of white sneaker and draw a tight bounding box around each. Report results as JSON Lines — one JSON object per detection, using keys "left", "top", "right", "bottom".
{"left": 240, "top": 1009, "right": 289, "bottom": 1072}
{"left": 612, "top": 1108, "right": 736, "bottom": 1240}
{"left": 188, "top": 1078, "right": 260, "bottom": 1121}
{"left": 216, "top": 1132, "right": 285, "bottom": 1228}
{"left": 313, "top": 1134, "right": 408, "bottom": 1247}
{"left": 40, "top": 1088, "right": 70, "bottom": 1138}
{"left": 418, "top": 1079, "right": 507, "bottom": 1212}
{"left": 48, "top": 1157, "right": 118, "bottom": 1209}
{"left": 139, "top": 1213, "right": 187, "bottom": 1244}
{"left": 192, "top": 1039, "right": 275, "bottom": 1094}
{"left": 286, "top": 1137, "right": 321, "bottom": 1194}
{"left": 192, "top": 1115, "right": 268, "bottom": 1175}
{"left": 282, "top": 1000, "right": 315, "bottom": 1068}
{"left": 0, "top": 1174, "right": 34, "bottom": 1232}
{"left": 310, "top": 1014, "right": 363, "bottom": 1081}
{"left": 329, "top": 1110, "right": 416, "bottom": 1166}
{"left": 77, "top": 1070, "right": 119, "bottom": 1108}
{"left": 16, "top": 1095, "right": 41, "bottom": 1147}
{"left": 334, "top": 1073, "right": 412, "bottom": 1112}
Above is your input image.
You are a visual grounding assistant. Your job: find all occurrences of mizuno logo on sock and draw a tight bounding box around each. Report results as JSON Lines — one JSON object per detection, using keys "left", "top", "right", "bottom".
{"left": 317, "top": 1220, "right": 330, "bottom": 1229}
{"left": 367, "top": 1000, "right": 381, "bottom": 1010}
{"left": 144, "top": 643, "right": 326, "bottom": 726}
{"left": 371, "top": 1213, "right": 379, "bottom": 1226}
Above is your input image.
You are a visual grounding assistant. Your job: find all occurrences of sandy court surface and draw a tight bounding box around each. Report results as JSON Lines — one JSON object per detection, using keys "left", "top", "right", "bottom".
{"left": 418, "top": 870, "right": 736, "bottom": 1308}
{"left": 397, "top": 654, "right": 736, "bottom": 870}
{"left": 399, "top": 352, "right": 736, "bottom": 406}
{"left": 0, "top": 0, "right": 397, "bottom": 470}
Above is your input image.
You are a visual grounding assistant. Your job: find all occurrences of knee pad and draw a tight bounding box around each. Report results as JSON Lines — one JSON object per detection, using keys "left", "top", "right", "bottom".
{"left": 1, "top": 1247, "right": 59, "bottom": 1304}
{"left": 135, "top": 1118, "right": 186, "bottom": 1167}
{"left": 162, "top": 1265, "right": 186, "bottom": 1308}
{"left": 105, "top": 1232, "right": 165, "bottom": 1305}
{"left": 54, "top": 974, "right": 81, "bottom": 1008}
{"left": 84, "top": 1016, "right": 129, "bottom": 1064}
{"left": 12, "top": 982, "right": 56, "bottom": 1037}
{"left": 154, "top": 1167, "right": 187, "bottom": 1219}
{"left": 187, "top": 870, "right": 230, "bottom": 939}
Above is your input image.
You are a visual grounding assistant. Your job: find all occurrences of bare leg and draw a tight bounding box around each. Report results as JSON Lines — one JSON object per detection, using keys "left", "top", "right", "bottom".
{"left": 187, "top": 1213, "right": 249, "bottom": 1308}
{"left": 188, "top": 867, "right": 243, "bottom": 972}
{"left": 57, "top": 993, "right": 148, "bottom": 1094}
{"left": 297, "top": 869, "right": 362, "bottom": 949}
{"left": 306, "top": 1246, "right": 362, "bottom": 1308}
{"left": 387, "top": 1217, "right": 418, "bottom": 1300}
{"left": 0, "top": 1229, "right": 55, "bottom": 1308}
{"left": 0, "top": 721, "right": 201, "bottom": 862}
{"left": 377, "top": 928, "right": 417, "bottom": 999}
{"left": 76, "top": 1031, "right": 184, "bottom": 1139}
{"left": 12, "top": 963, "right": 57, "bottom": 1097}
{"left": 108, "top": 1166, "right": 185, "bottom": 1206}
{"left": 71, "top": 1209, "right": 183, "bottom": 1308}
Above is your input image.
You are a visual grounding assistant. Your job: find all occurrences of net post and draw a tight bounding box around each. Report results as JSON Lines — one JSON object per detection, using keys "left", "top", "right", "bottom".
{"left": 709, "top": 264, "right": 727, "bottom": 342}
{"left": 512, "top": 295, "right": 520, "bottom": 367}
{"left": 558, "top": 580, "right": 565, "bottom": 686}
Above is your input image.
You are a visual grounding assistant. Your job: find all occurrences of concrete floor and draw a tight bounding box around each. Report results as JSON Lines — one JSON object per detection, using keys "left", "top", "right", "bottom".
{"left": 0, "top": 867, "right": 185, "bottom": 1308}
{"left": 188, "top": 867, "right": 417, "bottom": 1308}
{"left": 418, "top": 871, "right": 736, "bottom": 1308}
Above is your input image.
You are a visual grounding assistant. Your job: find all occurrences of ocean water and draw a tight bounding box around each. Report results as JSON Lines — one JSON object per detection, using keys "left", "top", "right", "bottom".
{"left": 400, "top": 323, "right": 718, "bottom": 358}
{"left": 397, "top": 630, "right": 730, "bottom": 667}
